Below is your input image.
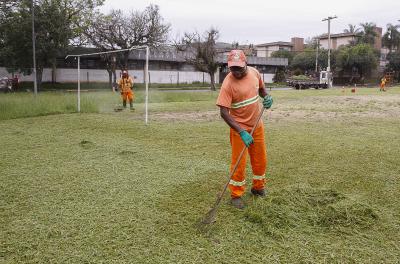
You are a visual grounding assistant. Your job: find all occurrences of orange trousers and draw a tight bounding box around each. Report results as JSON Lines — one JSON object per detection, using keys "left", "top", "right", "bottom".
{"left": 229, "top": 124, "right": 267, "bottom": 198}
{"left": 121, "top": 90, "right": 134, "bottom": 102}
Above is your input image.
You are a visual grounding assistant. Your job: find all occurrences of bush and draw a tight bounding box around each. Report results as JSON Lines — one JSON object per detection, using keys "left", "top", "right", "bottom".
{"left": 273, "top": 69, "right": 286, "bottom": 83}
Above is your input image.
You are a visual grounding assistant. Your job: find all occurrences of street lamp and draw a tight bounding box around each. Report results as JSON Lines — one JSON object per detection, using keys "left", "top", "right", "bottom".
{"left": 322, "top": 15, "right": 337, "bottom": 88}
{"left": 31, "top": 0, "right": 37, "bottom": 95}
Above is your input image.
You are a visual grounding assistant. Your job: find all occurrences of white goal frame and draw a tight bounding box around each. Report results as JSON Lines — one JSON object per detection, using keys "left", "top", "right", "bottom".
{"left": 65, "top": 46, "right": 150, "bottom": 124}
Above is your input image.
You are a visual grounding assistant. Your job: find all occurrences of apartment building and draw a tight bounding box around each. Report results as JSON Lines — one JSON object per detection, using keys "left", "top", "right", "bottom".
{"left": 255, "top": 37, "right": 304, "bottom": 57}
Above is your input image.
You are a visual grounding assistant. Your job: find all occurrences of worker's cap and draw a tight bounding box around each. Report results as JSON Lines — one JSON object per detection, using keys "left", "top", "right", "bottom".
{"left": 122, "top": 70, "right": 128, "bottom": 74}
{"left": 227, "top": 50, "right": 247, "bottom": 68}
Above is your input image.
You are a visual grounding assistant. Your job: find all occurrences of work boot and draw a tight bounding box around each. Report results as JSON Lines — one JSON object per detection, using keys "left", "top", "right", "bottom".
{"left": 230, "top": 197, "right": 245, "bottom": 209}
{"left": 251, "top": 188, "right": 266, "bottom": 197}
{"left": 129, "top": 101, "right": 135, "bottom": 111}
{"left": 123, "top": 100, "right": 127, "bottom": 108}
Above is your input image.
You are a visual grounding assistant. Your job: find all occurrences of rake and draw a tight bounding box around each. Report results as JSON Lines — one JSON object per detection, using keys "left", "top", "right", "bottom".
{"left": 202, "top": 108, "right": 265, "bottom": 224}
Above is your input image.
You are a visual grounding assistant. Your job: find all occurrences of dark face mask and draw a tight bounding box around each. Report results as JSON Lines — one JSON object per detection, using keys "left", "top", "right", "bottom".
{"left": 230, "top": 66, "right": 247, "bottom": 79}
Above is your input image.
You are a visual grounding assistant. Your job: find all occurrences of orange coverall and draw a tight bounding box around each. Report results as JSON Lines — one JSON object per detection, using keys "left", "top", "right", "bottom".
{"left": 217, "top": 66, "right": 267, "bottom": 198}
{"left": 118, "top": 76, "right": 134, "bottom": 103}
{"left": 380, "top": 77, "right": 386, "bottom": 91}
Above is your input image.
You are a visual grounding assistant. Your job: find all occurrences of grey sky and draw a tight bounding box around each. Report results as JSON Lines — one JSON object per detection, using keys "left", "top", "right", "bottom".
{"left": 100, "top": 0, "right": 400, "bottom": 45}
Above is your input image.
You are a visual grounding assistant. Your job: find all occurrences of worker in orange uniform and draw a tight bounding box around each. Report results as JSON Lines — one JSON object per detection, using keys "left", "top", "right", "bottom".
{"left": 216, "top": 50, "right": 273, "bottom": 209}
{"left": 380, "top": 76, "right": 387, "bottom": 92}
{"left": 118, "top": 70, "right": 135, "bottom": 110}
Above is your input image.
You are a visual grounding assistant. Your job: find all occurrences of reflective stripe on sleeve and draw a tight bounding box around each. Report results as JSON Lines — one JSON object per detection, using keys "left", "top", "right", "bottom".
{"left": 231, "top": 95, "right": 260, "bottom": 109}
{"left": 229, "top": 179, "right": 246, "bottom": 186}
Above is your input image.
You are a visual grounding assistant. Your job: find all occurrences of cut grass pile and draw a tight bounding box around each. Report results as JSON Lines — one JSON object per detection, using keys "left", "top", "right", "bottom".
{"left": 244, "top": 186, "right": 378, "bottom": 233}
{"left": 1, "top": 87, "right": 399, "bottom": 263}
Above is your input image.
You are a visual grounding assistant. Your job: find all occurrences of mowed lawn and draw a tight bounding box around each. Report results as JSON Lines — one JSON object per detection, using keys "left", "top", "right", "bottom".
{"left": 1, "top": 87, "right": 400, "bottom": 263}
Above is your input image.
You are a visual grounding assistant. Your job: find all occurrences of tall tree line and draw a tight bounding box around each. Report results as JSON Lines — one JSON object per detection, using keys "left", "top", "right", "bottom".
{"left": 0, "top": 0, "right": 104, "bottom": 88}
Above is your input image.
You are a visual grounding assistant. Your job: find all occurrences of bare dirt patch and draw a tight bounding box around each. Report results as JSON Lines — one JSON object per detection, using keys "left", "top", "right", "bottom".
{"left": 151, "top": 111, "right": 220, "bottom": 122}
{"left": 150, "top": 95, "right": 400, "bottom": 122}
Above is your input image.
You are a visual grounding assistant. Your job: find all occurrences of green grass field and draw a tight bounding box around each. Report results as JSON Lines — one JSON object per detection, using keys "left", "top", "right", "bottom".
{"left": 1, "top": 87, "right": 400, "bottom": 263}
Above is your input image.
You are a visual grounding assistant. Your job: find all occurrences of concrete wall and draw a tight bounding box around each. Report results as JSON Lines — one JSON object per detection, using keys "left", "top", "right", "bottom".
{"left": 256, "top": 46, "right": 281, "bottom": 57}
{"left": 256, "top": 47, "right": 268, "bottom": 57}
{"left": 291, "top": 37, "right": 304, "bottom": 52}
{"left": 260, "top": 73, "right": 275, "bottom": 83}
{"left": 374, "top": 27, "right": 382, "bottom": 51}
{"left": 1, "top": 67, "right": 276, "bottom": 83}
{"left": 0, "top": 67, "right": 218, "bottom": 84}
{"left": 320, "top": 36, "right": 354, "bottom": 49}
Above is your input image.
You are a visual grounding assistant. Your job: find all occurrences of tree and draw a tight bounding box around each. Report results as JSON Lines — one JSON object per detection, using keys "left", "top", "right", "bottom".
{"left": 386, "top": 51, "right": 400, "bottom": 81}
{"left": 177, "top": 28, "right": 220, "bottom": 91}
{"left": 290, "top": 48, "right": 333, "bottom": 73}
{"left": 271, "top": 50, "right": 294, "bottom": 64}
{"left": 344, "top": 24, "right": 361, "bottom": 34}
{"left": 82, "top": 5, "right": 170, "bottom": 69}
{"left": 357, "top": 22, "right": 377, "bottom": 46}
{"left": 304, "top": 36, "right": 320, "bottom": 49}
{"left": 382, "top": 23, "right": 400, "bottom": 52}
{"left": 0, "top": 0, "right": 104, "bottom": 89}
{"left": 336, "top": 44, "right": 379, "bottom": 81}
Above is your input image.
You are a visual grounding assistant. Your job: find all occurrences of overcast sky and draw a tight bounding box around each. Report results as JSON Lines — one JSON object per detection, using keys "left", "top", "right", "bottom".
{"left": 100, "top": 0, "right": 400, "bottom": 45}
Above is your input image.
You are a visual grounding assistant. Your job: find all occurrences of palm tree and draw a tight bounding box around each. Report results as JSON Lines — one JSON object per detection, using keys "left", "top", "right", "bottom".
{"left": 358, "top": 22, "right": 378, "bottom": 46}
{"left": 344, "top": 24, "right": 361, "bottom": 46}
{"left": 383, "top": 23, "right": 400, "bottom": 52}
{"left": 343, "top": 24, "right": 361, "bottom": 34}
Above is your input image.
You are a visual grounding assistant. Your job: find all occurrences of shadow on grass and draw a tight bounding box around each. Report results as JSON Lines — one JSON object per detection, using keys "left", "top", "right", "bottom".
{"left": 79, "top": 140, "right": 94, "bottom": 149}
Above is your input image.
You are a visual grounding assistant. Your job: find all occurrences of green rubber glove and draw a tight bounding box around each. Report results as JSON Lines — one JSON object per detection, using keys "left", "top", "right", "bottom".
{"left": 263, "top": 95, "right": 273, "bottom": 109}
{"left": 239, "top": 130, "right": 254, "bottom": 147}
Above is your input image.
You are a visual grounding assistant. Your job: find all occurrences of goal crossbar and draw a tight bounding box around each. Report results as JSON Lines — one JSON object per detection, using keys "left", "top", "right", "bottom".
{"left": 65, "top": 46, "right": 150, "bottom": 124}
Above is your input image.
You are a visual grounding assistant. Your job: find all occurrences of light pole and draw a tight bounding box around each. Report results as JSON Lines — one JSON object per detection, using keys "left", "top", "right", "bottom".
{"left": 31, "top": 0, "right": 37, "bottom": 95}
{"left": 315, "top": 38, "right": 319, "bottom": 72}
{"left": 322, "top": 15, "right": 337, "bottom": 88}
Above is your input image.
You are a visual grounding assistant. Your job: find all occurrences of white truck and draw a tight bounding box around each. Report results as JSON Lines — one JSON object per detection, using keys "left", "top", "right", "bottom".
{"left": 287, "top": 71, "right": 332, "bottom": 89}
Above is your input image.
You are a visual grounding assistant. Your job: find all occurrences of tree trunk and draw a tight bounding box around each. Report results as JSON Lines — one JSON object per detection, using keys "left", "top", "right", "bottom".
{"left": 37, "top": 67, "right": 43, "bottom": 91}
{"left": 51, "top": 61, "right": 57, "bottom": 84}
{"left": 123, "top": 51, "right": 130, "bottom": 70}
{"left": 209, "top": 71, "right": 216, "bottom": 91}
{"left": 113, "top": 70, "right": 117, "bottom": 92}
{"left": 107, "top": 69, "right": 112, "bottom": 89}
{"left": 113, "top": 70, "right": 117, "bottom": 83}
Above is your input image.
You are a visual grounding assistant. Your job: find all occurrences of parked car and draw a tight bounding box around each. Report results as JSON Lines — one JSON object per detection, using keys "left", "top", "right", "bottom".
{"left": 0, "top": 77, "right": 12, "bottom": 93}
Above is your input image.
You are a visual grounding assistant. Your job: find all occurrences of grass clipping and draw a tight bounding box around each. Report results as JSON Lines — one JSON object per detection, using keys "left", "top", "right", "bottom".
{"left": 244, "top": 185, "right": 379, "bottom": 236}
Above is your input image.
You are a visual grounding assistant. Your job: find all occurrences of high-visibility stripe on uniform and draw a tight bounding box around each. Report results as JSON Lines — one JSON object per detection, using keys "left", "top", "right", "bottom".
{"left": 231, "top": 95, "right": 260, "bottom": 109}
{"left": 229, "top": 179, "right": 246, "bottom": 186}
{"left": 253, "top": 175, "right": 265, "bottom": 180}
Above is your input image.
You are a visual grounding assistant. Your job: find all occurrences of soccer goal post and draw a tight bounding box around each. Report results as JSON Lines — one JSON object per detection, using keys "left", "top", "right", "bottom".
{"left": 65, "top": 45, "right": 150, "bottom": 124}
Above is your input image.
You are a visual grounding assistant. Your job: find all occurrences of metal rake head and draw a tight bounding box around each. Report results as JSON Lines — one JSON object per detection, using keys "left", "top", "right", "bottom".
{"left": 201, "top": 207, "right": 218, "bottom": 224}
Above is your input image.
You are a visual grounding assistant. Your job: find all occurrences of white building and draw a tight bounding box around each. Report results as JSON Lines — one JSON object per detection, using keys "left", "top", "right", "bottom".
{"left": 255, "top": 38, "right": 304, "bottom": 57}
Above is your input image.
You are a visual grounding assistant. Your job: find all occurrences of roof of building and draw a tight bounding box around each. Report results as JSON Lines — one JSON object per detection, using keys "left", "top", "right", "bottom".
{"left": 255, "top": 41, "right": 293, "bottom": 47}
{"left": 318, "top": 32, "right": 356, "bottom": 39}
{"left": 64, "top": 46, "right": 288, "bottom": 67}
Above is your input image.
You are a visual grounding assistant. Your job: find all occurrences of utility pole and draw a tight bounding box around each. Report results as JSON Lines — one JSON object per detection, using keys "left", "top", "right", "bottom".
{"left": 322, "top": 15, "right": 337, "bottom": 88}
{"left": 315, "top": 38, "right": 319, "bottom": 72}
{"left": 31, "top": 0, "right": 38, "bottom": 95}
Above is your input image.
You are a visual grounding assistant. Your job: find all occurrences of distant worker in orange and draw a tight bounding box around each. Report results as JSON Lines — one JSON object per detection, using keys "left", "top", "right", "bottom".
{"left": 380, "top": 76, "right": 387, "bottom": 92}
{"left": 216, "top": 50, "right": 273, "bottom": 209}
{"left": 118, "top": 70, "right": 135, "bottom": 110}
